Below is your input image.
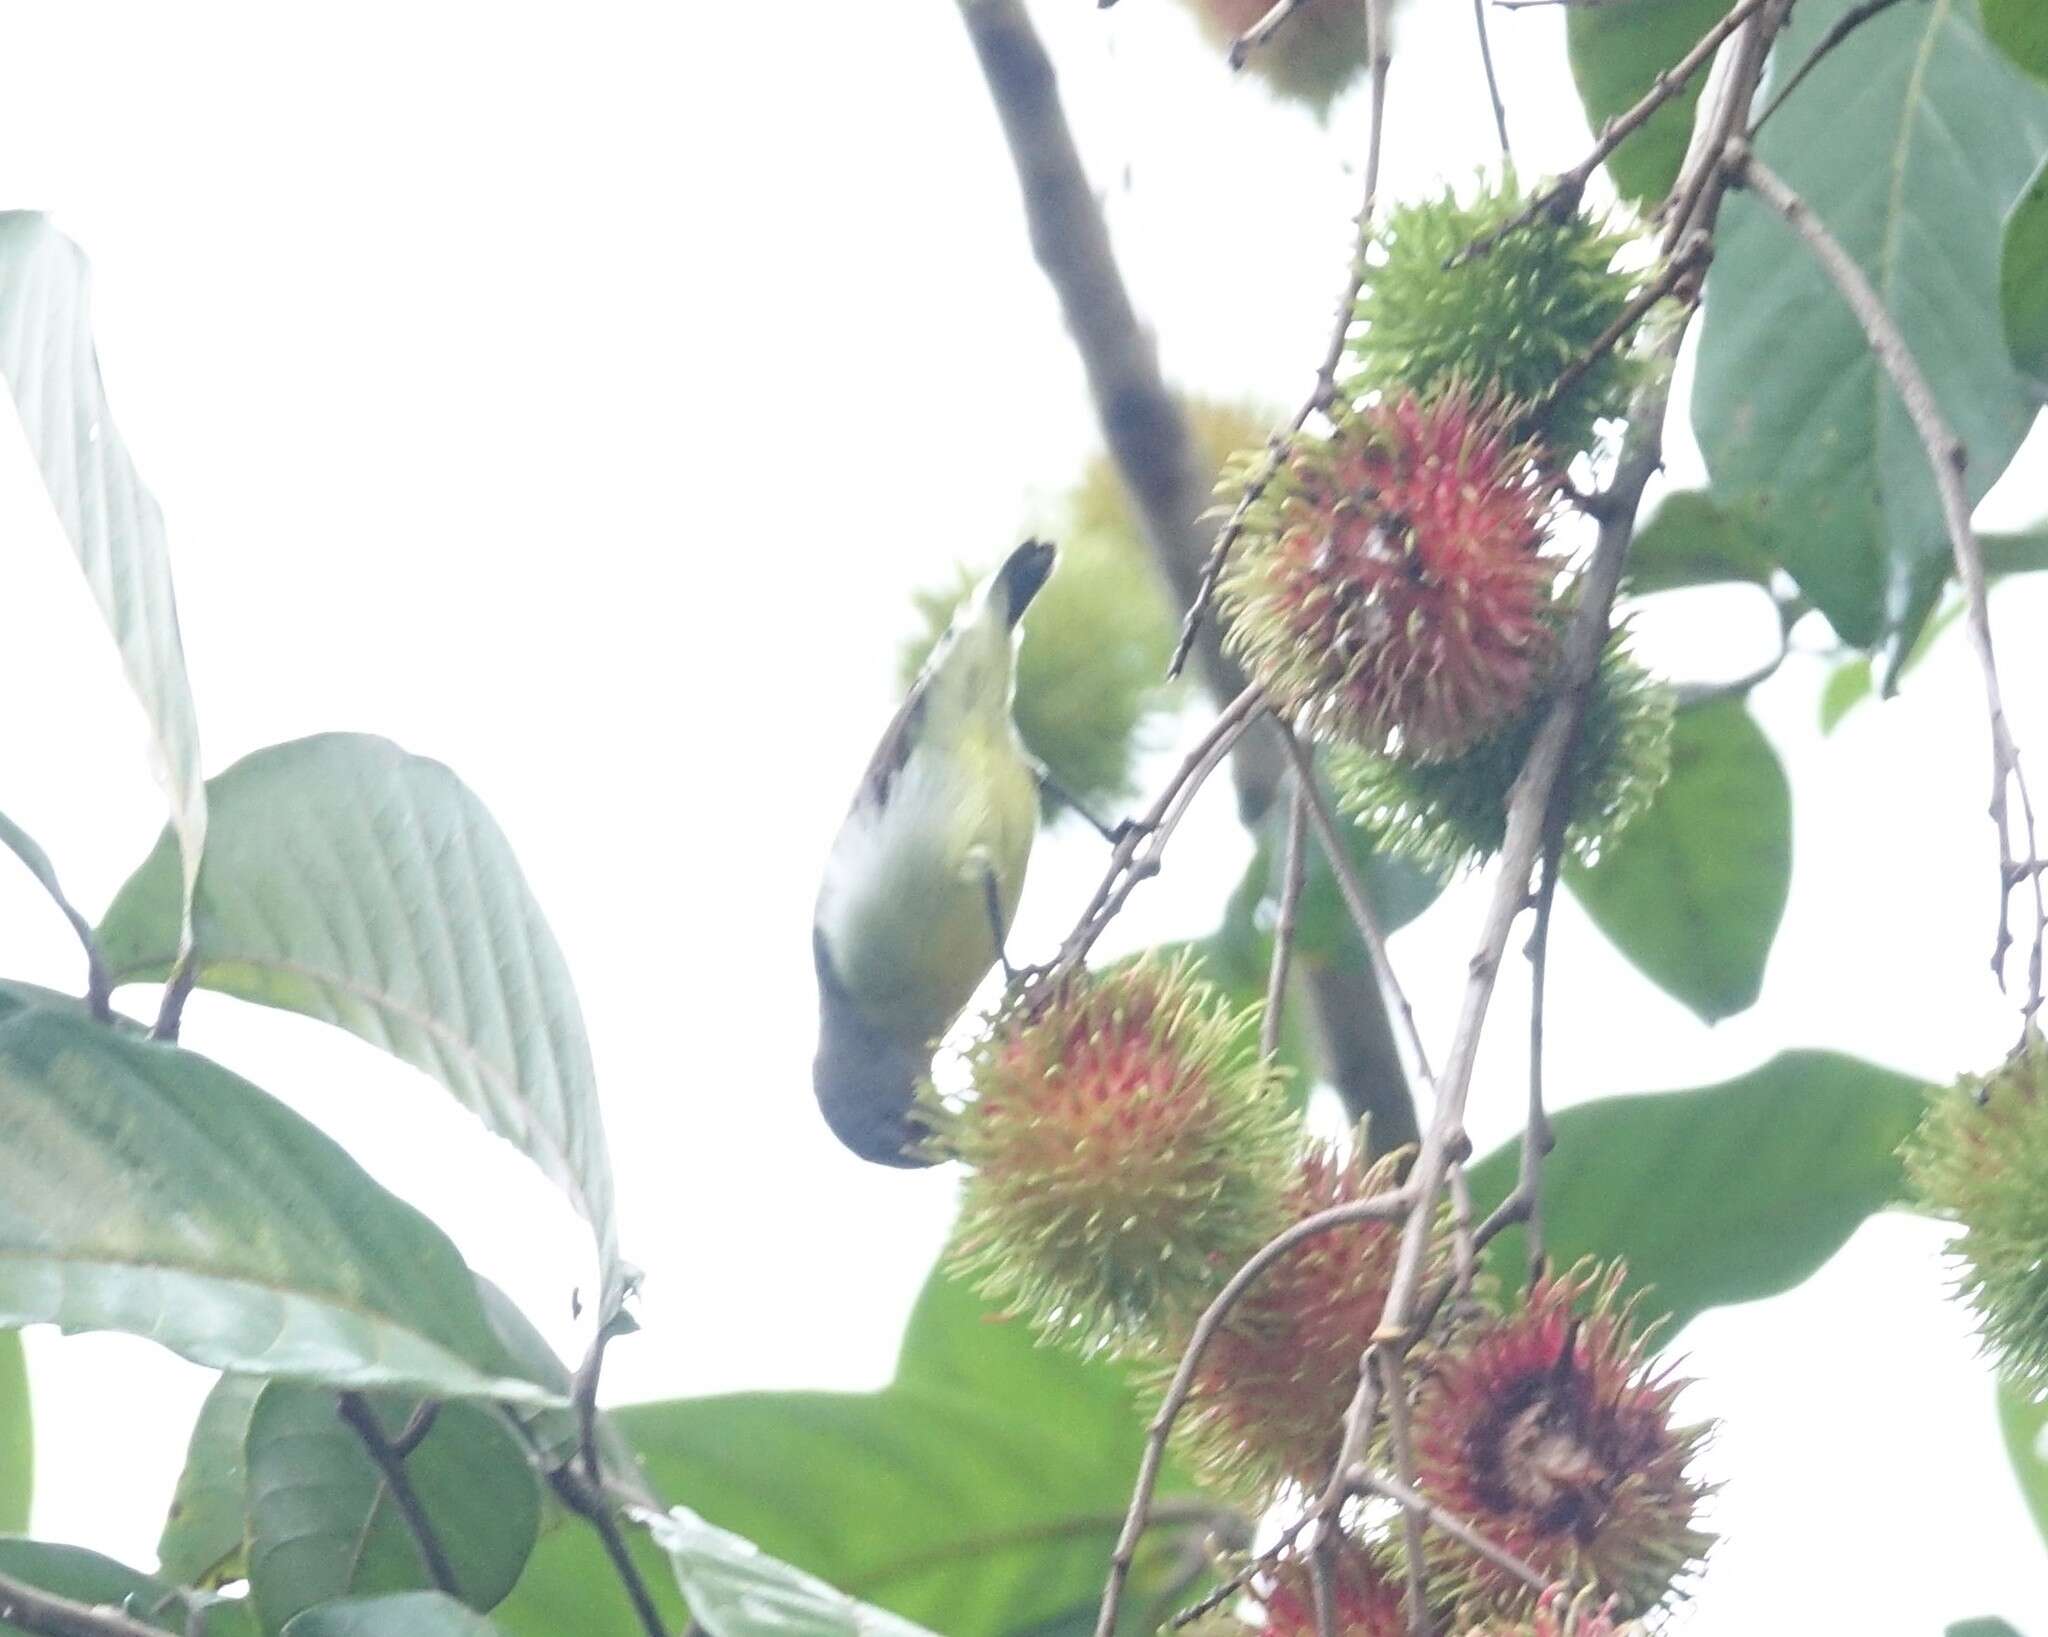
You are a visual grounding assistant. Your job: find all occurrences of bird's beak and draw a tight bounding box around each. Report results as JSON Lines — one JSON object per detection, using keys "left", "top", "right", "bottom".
{"left": 996, "top": 538, "right": 1057, "bottom": 628}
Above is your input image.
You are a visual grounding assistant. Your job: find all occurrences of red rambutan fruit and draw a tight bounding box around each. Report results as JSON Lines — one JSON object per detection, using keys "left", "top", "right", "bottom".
{"left": 1170, "top": 1141, "right": 1429, "bottom": 1498}
{"left": 1458, "top": 1585, "right": 1642, "bottom": 1637}
{"left": 933, "top": 957, "right": 1297, "bottom": 1353}
{"left": 1257, "top": 1540, "right": 1410, "bottom": 1637}
{"left": 1219, "top": 391, "right": 1559, "bottom": 761}
{"left": 1407, "top": 1263, "right": 1712, "bottom": 1620}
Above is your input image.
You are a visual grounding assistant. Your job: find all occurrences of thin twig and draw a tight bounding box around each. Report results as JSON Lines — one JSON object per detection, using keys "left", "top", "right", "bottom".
{"left": 551, "top": 1464, "right": 670, "bottom": 1637}
{"left": 1660, "top": 2, "right": 1784, "bottom": 256}
{"left": 1376, "top": 1354, "right": 1430, "bottom": 1637}
{"left": 1170, "top": 0, "right": 1392, "bottom": 680}
{"left": 1447, "top": 1161, "right": 1478, "bottom": 1295}
{"left": 152, "top": 947, "right": 198, "bottom": 1042}
{"left": 1229, "top": 0, "right": 1313, "bottom": 67}
{"left": 1734, "top": 146, "right": 2046, "bottom": 1028}
{"left": 1748, "top": 0, "right": 1916, "bottom": 137}
{"left": 337, "top": 1393, "right": 458, "bottom": 1595}
{"left": 1276, "top": 725, "right": 1437, "bottom": 1093}
{"left": 391, "top": 1401, "right": 441, "bottom": 1459}
{"left": 1261, "top": 781, "right": 1311, "bottom": 1063}
{"left": 1451, "top": 0, "right": 1771, "bottom": 267}
{"left": 0, "top": 1570, "right": 175, "bottom": 1637}
{"left": 1525, "top": 232, "right": 1710, "bottom": 431}
{"left": 1167, "top": 1509, "right": 1318, "bottom": 1630}
{"left": 1091, "top": 1187, "right": 1417, "bottom": 1637}
{"left": 1348, "top": 1467, "right": 1554, "bottom": 1595}
{"left": 1471, "top": 0, "right": 1512, "bottom": 160}
{"left": 1522, "top": 843, "right": 1563, "bottom": 1290}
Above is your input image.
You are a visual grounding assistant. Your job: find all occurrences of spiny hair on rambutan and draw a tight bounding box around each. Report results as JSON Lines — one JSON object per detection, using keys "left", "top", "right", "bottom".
{"left": 1329, "top": 634, "right": 1673, "bottom": 879}
{"left": 1171, "top": 0, "right": 1372, "bottom": 118}
{"left": 1406, "top": 1262, "right": 1713, "bottom": 1622}
{"left": 1459, "top": 1586, "right": 1645, "bottom": 1637}
{"left": 1346, "top": 174, "right": 1643, "bottom": 459}
{"left": 1167, "top": 1138, "right": 1437, "bottom": 1500}
{"left": 1218, "top": 389, "right": 1561, "bottom": 762}
{"left": 930, "top": 955, "right": 1298, "bottom": 1353}
{"left": 1256, "top": 1539, "right": 1411, "bottom": 1637}
{"left": 1903, "top": 1033, "right": 2048, "bottom": 1393}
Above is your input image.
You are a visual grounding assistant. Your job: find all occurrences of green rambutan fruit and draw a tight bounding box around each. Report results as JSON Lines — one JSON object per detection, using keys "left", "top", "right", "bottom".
{"left": 1903, "top": 1035, "right": 2048, "bottom": 1393}
{"left": 1407, "top": 1263, "right": 1713, "bottom": 1622}
{"left": 1329, "top": 634, "right": 1672, "bottom": 878}
{"left": 1346, "top": 176, "right": 1642, "bottom": 458}
{"left": 1256, "top": 1540, "right": 1410, "bottom": 1637}
{"left": 933, "top": 956, "right": 1297, "bottom": 1353}
{"left": 1218, "top": 390, "right": 1562, "bottom": 761}
{"left": 1172, "top": 0, "right": 1372, "bottom": 119}
{"left": 1169, "top": 1141, "right": 1430, "bottom": 1499}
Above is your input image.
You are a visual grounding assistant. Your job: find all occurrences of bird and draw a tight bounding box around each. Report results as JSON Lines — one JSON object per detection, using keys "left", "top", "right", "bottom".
{"left": 812, "top": 539, "right": 1056, "bottom": 1167}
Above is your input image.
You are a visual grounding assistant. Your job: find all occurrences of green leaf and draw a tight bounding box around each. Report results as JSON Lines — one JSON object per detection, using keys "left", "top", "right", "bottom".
{"left": 1951, "top": 1621, "right": 2028, "bottom": 1637}
{"left": 159, "top": 1374, "right": 265, "bottom": 1589}
{"left": 0, "top": 213, "right": 206, "bottom": 951}
{"left": 1566, "top": 699, "right": 1790, "bottom": 1022}
{"left": 2002, "top": 155, "right": 2048, "bottom": 394}
{"left": 1985, "top": 0, "right": 2048, "bottom": 78}
{"left": 0, "top": 1341, "right": 25, "bottom": 1537}
{"left": 1469, "top": 1051, "right": 1926, "bottom": 1334}
{"left": 1694, "top": 0, "right": 2048, "bottom": 652}
{"left": 1820, "top": 657, "right": 1874, "bottom": 733}
{"left": 0, "top": 1003, "right": 557, "bottom": 1400}
{"left": 641, "top": 1507, "right": 942, "bottom": 1637}
{"left": 0, "top": 1538, "right": 251, "bottom": 1634}
{"left": 487, "top": 1519, "right": 683, "bottom": 1637}
{"left": 610, "top": 1268, "right": 1206, "bottom": 1637}
{"left": 1624, "top": 491, "right": 1778, "bottom": 595}
{"left": 283, "top": 1594, "right": 509, "bottom": 1637}
{"left": 246, "top": 1384, "right": 539, "bottom": 1634}
{"left": 1988, "top": 526, "right": 2048, "bottom": 575}
{"left": 97, "top": 733, "right": 622, "bottom": 1311}
{"left": 1998, "top": 1379, "right": 2048, "bottom": 1552}
{"left": 1566, "top": 0, "right": 1729, "bottom": 203}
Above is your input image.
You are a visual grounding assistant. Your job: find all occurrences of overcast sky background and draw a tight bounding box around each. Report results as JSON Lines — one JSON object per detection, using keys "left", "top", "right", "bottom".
{"left": 0, "top": 2, "right": 2044, "bottom": 1630}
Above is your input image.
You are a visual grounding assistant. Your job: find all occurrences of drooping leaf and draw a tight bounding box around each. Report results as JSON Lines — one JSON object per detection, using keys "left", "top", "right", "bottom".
{"left": 1694, "top": 0, "right": 2048, "bottom": 652}
{"left": 159, "top": 1374, "right": 265, "bottom": 1589}
{"left": 0, "top": 1340, "right": 24, "bottom": 1536}
{"left": 1998, "top": 1378, "right": 2048, "bottom": 1553}
{"left": 1624, "top": 490, "right": 1778, "bottom": 595}
{"left": 606, "top": 1268, "right": 1207, "bottom": 1637}
{"left": 0, "top": 1538, "right": 250, "bottom": 1635}
{"left": 2002, "top": 155, "right": 2048, "bottom": 394}
{"left": 282, "top": 1594, "right": 509, "bottom": 1637}
{"left": 1949, "top": 1622, "right": 2027, "bottom": 1637}
{"left": 1985, "top": 0, "right": 2048, "bottom": 78}
{"left": 0, "top": 1003, "right": 556, "bottom": 1401}
{"left": 245, "top": 1384, "right": 539, "bottom": 1635}
{"left": 97, "top": 733, "right": 623, "bottom": 1312}
{"left": 0, "top": 214, "right": 206, "bottom": 950}
{"left": 1820, "top": 657, "right": 1874, "bottom": 733}
{"left": 1469, "top": 1051, "right": 1926, "bottom": 1334}
{"left": 641, "top": 1507, "right": 943, "bottom": 1637}
{"left": 1566, "top": 698, "right": 1791, "bottom": 1022}
{"left": 1566, "top": 0, "right": 1729, "bottom": 203}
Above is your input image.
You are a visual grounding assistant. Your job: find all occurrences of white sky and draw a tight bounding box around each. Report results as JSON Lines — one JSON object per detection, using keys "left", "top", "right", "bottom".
{"left": 0, "top": 2, "right": 2044, "bottom": 1631}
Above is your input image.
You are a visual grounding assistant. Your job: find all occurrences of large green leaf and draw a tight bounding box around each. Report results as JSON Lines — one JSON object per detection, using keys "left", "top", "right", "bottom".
{"left": 1469, "top": 1051, "right": 1925, "bottom": 1334}
{"left": 1986, "top": 0, "right": 2048, "bottom": 77}
{"left": 283, "top": 1594, "right": 509, "bottom": 1637}
{"left": 0, "top": 1538, "right": 251, "bottom": 1635}
{"left": 1998, "top": 1379, "right": 2048, "bottom": 1553}
{"left": 246, "top": 1385, "right": 539, "bottom": 1635}
{"left": 1950, "top": 1622, "right": 2028, "bottom": 1637}
{"left": 0, "top": 214, "right": 206, "bottom": 950}
{"left": 97, "top": 733, "right": 622, "bottom": 1310}
{"left": 0, "top": 1003, "right": 554, "bottom": 1401}
{"left": 0, "top": 1341, "right": 24, "bottom": 1537}
{"left": 610, "top": 1268, "right": 1206, "bottom": 1637}
{"left": 1694, "top": 0, "right": 2048, "bottom": 652}
{"left": 1566, "top": 0, "right": 1728, "bottom": 203}
{"left": 159, "top": 1374, "right": 265, "bottom": 1589}
{"left": 640, "top": 1507, "right": 941, "bottom": 1637}
{"left": 1566, "top": 698, "right": 1790, "bottom": 1022}
{"left": 1624, "top": 490, "right": 1777, "bottom": 595}
{"left": 2002, "top": 155, "right": 2048, "bottom": 394}
{"left": 488, "top": 1517, "right": 683, "bottom": 1637}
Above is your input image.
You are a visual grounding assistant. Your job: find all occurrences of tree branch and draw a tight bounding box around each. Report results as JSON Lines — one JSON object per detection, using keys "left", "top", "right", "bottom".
{"left": 1261, "top": 781, "right": 1310, "bottom": 1064}
{"left": 1734, "top": 144, "right": 2046, "bottom": 1026}
{"left": 0, "top": 1571, "right": 176, "bottom": 1637}
{"left": 1471, "top": 0, "right": 1513, "bottom": 160}
{"left": 550, "top": 1463, "right": 670, "bottom": 1637}
{"left": 336, "top": 1393, "right": 458, "bottom": 1596}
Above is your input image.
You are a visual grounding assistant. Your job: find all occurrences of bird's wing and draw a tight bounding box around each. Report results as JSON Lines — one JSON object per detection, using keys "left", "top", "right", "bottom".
{"left": 853, "top": 671, "right": 929, "bottom": 814}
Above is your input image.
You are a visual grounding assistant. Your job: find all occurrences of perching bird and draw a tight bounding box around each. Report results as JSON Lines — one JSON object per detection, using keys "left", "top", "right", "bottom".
{"left": 812, "top": 539, "right": 1056, "bottom": 1167}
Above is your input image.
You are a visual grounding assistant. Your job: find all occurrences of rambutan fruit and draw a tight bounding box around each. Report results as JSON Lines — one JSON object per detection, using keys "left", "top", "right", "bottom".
{"left": 1330, "top": 635, "right": 1672, "bottom": 878}
{"left": 1218, "top": 390, "right": 1561, "bottom": 761}
{"left": 1346, "top": 177, "right": 1642, "bottom": 458}
{"left": 1407, "top": 1263, "right": 1712, "bottom": 1620}
{"left": 1903, "top": 1034, "right": 2048, "bottom": 1393}
{"left": 1459, "top": 1586, "right": 1643, "bottom": 1637}
{"left": 1172, "top": 0, "right": 1372, "bottom": 119}
{"left": 934, "top": 957, "right": 1297, "bottom": 1352}
{"left": 1257, "top": 1540, "right": 1410, "bottom": 1637}
{"left": 1170, "top": 1141, "right": 1429, "bottom": 1499}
